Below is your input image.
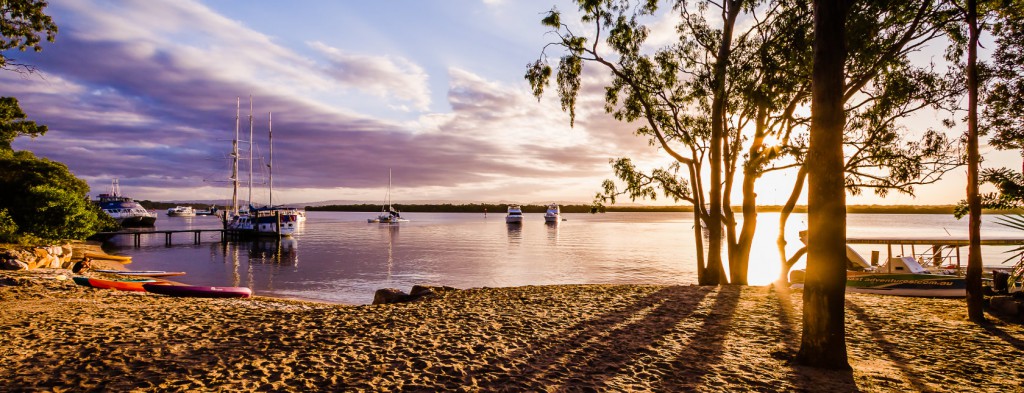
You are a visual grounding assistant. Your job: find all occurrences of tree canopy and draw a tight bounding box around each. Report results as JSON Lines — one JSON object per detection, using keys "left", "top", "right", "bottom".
{"left": 0, "top": 0, "right": 57, "bottom": 72}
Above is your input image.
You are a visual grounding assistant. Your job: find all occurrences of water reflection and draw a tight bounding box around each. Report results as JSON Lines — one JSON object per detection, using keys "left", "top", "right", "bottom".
{"left": 246, "top": 237, "right": 299, "bottom": 267}
{"left": 379, "top": 224, "right": 399, "bottom": 283}
{"left": 546, "top": 221, "right": 559, "bottom": 244}
{"left": 507, "top": 223, "right": 522, "bottom": 244}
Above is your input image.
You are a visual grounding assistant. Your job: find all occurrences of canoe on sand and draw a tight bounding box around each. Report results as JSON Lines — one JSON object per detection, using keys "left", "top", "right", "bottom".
{"left": 83, "top": 252, "right": 132, "bottom": 263}
{"left": 73, "top": 276, "right": 168, "bottom": 292}
{"left": 93, "top": 269, "right": 186, "bottom": 278}
{"left": 143, "top": 284, "right": 252, "bottom": 298}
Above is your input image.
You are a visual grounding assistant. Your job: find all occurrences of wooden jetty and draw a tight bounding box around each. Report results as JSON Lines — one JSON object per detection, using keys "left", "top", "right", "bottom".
{"left": 94, "top": 229, "right": 226, "bottom": 247}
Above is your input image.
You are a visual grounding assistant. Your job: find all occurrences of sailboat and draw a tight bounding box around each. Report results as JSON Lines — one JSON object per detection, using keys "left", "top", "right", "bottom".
{"left": 368, "top": 169, "right": 408, "bottom": 223}
{"left": 226, "top": 98, "right": 299, "bottom": 237}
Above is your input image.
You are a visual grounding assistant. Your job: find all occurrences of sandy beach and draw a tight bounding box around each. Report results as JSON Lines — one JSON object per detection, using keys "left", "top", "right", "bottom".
{"left": 1, "top": 268, "right": 1022, "bottom": 392}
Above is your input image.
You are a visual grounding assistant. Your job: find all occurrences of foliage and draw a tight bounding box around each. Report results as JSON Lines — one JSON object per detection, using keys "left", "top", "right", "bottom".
{"left": 983, "top": 1, "right": 1024, "bottom": 153}
{"left": 0, "top": 0, "right": 57, "bottom": 72}
{"left": 0, "top": 208, "right": 17, "bottom": 243}
{"left": 992, "top": 214, "right": 1024, "bottom": 290}
{"left": 0, "top": 149, "right": 117, "bottom": 240}
{"left": 0, "top": 96, "right": 46, "bottom": 150}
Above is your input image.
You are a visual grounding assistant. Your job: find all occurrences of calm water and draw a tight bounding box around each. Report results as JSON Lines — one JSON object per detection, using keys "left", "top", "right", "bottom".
{"left": 103, "top": 211, "right": 1023, "bottom": 304}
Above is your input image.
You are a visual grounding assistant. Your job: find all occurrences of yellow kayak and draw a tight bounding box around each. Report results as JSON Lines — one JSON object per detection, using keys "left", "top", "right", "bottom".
{"left": 83, "top": 252, "right": 132, "bottom": 263}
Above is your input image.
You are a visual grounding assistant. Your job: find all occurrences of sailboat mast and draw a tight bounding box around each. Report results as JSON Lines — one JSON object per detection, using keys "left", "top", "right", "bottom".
{"left": 231, "top": 97, "right": 239, "bottom": 216}
{"left": 268, "top": 112, "right": 273, "bottom": 207}
{"left": 248, "top": 95, "right": 254, "bottom": 209}
{"left": 387, "top": 168, "right": 392, "bottom": 210}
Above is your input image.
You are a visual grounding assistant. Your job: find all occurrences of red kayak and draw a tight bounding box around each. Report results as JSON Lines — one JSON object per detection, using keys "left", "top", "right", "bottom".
{"left": 143, "top": 283, "right": 252, "bottom": 298}
{"left": 73, "top": 276, "right": 169, "bottom": 292}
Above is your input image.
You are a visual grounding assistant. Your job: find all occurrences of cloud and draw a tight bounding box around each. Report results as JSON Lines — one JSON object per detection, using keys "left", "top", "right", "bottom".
{"left": 309, "top": 41, "right": 431, "bottom": 112}
{"left": 2, "top": 0, "right": 663, "bottom": 204}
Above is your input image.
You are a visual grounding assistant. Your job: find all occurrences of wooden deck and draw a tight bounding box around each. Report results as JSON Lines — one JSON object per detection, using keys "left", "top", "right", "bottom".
{"left": 93, "top": 229, "right": 226, "bottom": 247}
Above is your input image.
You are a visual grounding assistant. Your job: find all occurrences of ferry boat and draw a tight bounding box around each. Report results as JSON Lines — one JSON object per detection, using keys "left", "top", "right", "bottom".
{"left": 506, "top": 205, "right": 523, "bottom": 224}
{"left": 95, "top": 179, "right": 156, "bottom": 227}
{"left": 166, "top": 206, "right": 196, "bottom": 217}
{"left": 544, "top": 203, "right": 561, "bottom": 223}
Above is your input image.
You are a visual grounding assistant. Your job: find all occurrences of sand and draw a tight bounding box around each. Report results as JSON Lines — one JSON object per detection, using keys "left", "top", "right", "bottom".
{"left": 1, "top": 269, "right": 1022, "bottom": 392}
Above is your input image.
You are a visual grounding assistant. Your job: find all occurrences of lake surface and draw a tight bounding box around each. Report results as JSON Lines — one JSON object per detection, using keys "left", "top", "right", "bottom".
{"left": 102, "top": 211, "right": 1024, "bottom": 304}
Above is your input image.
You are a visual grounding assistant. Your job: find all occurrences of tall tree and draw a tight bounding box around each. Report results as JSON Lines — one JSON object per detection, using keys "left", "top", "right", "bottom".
{"left": 527, "top": 0, "right": 741, "bottom": 284}
{"left": 776, "top": 0, "right": 963, "bottom": 283}
{"left": 798, "top": 0, "right": 851, "bottom": 369}
{"left": 0, "top": 0, "right": 57, "bottom": 72}
{"left": 964, "top": 0, "right": 985, "bottom": 322}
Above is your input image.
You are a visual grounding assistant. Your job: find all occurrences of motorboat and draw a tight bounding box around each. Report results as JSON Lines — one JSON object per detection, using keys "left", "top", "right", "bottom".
{"left": 166, "top": 206, "right": 196, "bottom": 217}
{"left": 544, "top": 203, "right": 560, "bottom": 223}
{"left": 506, "top": 205, "right": 523, "bottom": 224}
{"left": 194, "top": 206, "right": 219, "bottom": 216}
{"left": 94, "top": 179, "right": 157, "bottom": 227}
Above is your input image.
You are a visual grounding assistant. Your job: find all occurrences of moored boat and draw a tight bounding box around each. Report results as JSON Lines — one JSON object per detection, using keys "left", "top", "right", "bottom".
{"left": 368, "top": 169, "right": 408, "bottom": 224}
{"left": 544, "top": 203, "right": 561, "bottom": 223}
{"left": 95, "top": 179, "right": 157, "bottom": 227}
{"left": 506, "top": 205, "right": 523, "bottom": 224}
{"left": 790, "top": 256, "right": 967, "bottom": 297}
{"left": 166, "top": 206, "right": 196, "bottom": 217}
{"left": 143, "top": 283, "right": 252, "bottom": 298}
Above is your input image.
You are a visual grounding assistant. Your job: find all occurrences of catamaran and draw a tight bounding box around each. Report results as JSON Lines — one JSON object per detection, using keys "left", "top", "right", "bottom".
{"left": 790, "top": 233, "right": 1024, "bottom": 297}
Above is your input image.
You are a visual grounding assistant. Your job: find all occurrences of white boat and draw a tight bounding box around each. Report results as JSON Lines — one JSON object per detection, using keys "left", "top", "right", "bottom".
{"left": 544, "top": 203, "right": 560, "bottom": 223}
{"left": 506, "top": 205, "right": 523, "bottom": 224}
{"left": 368, "top": 169, "right": 408, "bottom": 224}
{"left": 94, "top": 179, "right": 157, "bottom": 227}
{"left": 166, "top": 206, "right": 196, "bottom": 217}
{"left": 225, "top": 99, "right": 297, "bottom": 237}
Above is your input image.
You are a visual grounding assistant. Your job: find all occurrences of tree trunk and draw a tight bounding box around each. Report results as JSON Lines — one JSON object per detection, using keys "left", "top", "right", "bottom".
{"left": 778, "top": 166, "right": 808, "bottom": 283}
{"left": 689, "top": 163, "right": 708, "bottom": 284}
{"left": 706, "top": 0, "right": 743, "bottom": 285}
{"left": 798, "top": 0, "right": 851, "bottom": 370}
{"left": 965, "top": 0, "right": 984, "bottom": 323}
{"left": 733, "top": 168, "right": 756, "bottom": 285}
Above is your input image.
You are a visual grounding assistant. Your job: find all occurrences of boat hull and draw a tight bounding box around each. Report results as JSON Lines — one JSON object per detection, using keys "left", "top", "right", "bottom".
{"left": 143, "top": 284, "right": 252, "bottom": 298}
{"left": 74, "top": 277, "right": 162, "bottom": 292}
{"left": 118, "top": 215, "right": 157, "bottom": 227}
{"left": 93, "top": 270, "right": 186, "bottom": 278}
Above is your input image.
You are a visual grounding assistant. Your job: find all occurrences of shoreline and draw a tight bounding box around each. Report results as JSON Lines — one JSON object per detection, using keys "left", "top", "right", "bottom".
{"left": 2, "top": 268, "right": 1023, "bottom": 391}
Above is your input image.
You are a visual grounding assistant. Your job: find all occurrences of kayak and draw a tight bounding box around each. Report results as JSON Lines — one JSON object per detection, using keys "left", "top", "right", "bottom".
{"left": 83, "top": 252, "right": 132, "bottom": 263}
{"left": 143, "top": 284, "right": 252, "bottom": 298}
{"left": 73, "top": 276, "right": 166, "bottom": 292}
{"left": 93, "top": 269, "right": 186, "bottom": 278}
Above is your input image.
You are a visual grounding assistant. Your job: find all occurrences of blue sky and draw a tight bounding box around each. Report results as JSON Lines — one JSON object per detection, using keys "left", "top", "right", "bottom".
{"left": 4, "top": 0, "right": 1016, "bottom": 206}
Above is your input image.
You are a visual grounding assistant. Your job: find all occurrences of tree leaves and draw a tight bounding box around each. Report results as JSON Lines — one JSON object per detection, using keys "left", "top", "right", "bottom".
{"left": 0, "top": 0, "right": 58, "bottom": 71}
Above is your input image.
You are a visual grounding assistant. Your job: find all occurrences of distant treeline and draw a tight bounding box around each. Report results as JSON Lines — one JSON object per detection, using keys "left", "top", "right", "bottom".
{"left": 305, "top": 203, "right": 1024, "bottom": 215}
{"left": 139, "top": 201, "right": 222, "bottom": 211}
{"left": 306, "top": 204, "right": 604, "bottom": 213}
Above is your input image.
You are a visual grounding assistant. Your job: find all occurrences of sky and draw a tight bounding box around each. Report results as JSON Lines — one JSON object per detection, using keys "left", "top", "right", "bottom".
{"left": 3, "top": 0, "right": 1018, "bottom": 206}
